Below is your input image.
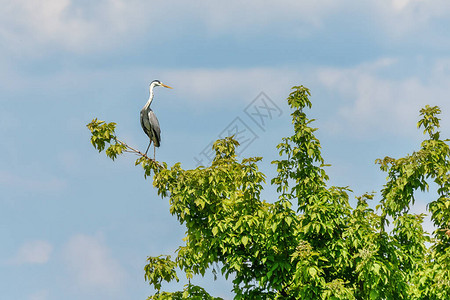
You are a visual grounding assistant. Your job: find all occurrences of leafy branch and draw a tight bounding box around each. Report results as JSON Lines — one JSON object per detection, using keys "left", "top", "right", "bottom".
{"left": 87, "top": 86, "right": 450, "bottom": 299}
{"left": 86, "top": 118, "right": 165, "bottom": 176}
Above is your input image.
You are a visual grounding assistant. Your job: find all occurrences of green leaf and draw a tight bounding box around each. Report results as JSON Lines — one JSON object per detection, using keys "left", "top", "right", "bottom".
{"left": 308, "top": 267, "right": 317, "bottom": 278}
{"left": 241, "top": 236, "right": 249, "bottom": 247}
{"left": 212, "top": 227, "right": 219, "bottom": 236}
{"left": 369, "top": 290, "right": 379, "bottom": 299}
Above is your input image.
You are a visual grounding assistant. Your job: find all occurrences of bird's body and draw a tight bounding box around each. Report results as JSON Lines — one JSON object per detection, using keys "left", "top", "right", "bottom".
{"left": 140, "top": 80, "right": 172, "bottom": 159}
{"left": 140, "top": 105, "right": 161, "bottom": 147}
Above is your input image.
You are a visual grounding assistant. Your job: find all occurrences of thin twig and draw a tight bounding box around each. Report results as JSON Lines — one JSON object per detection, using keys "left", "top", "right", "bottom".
{"left": 115, "top": 138, "right": 151, "bottom": 158}
{"left": 115, "top": 138, "right": 163, "bottom": 168}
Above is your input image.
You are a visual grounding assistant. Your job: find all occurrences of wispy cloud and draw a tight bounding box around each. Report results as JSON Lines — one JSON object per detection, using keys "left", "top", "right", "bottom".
{"left": 315, "top": 58, "right": 450, "bottom": 138}
{"left": 28, "top": 289, "right": 49, "bottom": 300}
{"left": 0, "top": 0, "right": 151, "bottom": 53}
{"left": 160, "top": 67, "right": 302, "bottom": 105}
{"left": 0, "top": 0, "right": 337, "bottom": 54}
{"left": 9, "top": 240, "right": 53, "bottom": 265}
{"left": 0, "top": 170, "right": 67, "bottom": 194}
{"left": 373, "top": 0, "right": 450, "bottom": 45}
{"left": 183, "top": 0, "right": 338, "bottom": 34}
{"left": 62, "top": 234, "right": 126, "bottom": 291}
{"left": 4, "top": 0, "right": 450, "bottom": 56}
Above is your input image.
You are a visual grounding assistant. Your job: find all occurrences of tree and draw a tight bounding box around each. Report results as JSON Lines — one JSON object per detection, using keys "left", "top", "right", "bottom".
{"left": 87, "top": 85, "right": 450, "bottom": 299}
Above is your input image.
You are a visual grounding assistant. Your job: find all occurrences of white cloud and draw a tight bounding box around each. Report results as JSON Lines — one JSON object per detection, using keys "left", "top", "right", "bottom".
{"left": 0, "top": 170, "right": 67, "bottom": 194}
{"left": 0, "top": 0, "right": 340, "bottom": 55}
{"left": 0, "top": 0, "right": 149, "bottom": 53}
{"left": 1, "top": 0, "right": 450, "bottom": 56}
{"left": 28, "top": 290, "right": 49, "bottom": 300}
{"left": 57, "top": 151, "right": 81, "bottom": 173}
{"left": 190, "top": 0, "right": 338, "bottom": 35}
{"left": 159, "top": 62, "right": 450, "bottom": 139}
{"left": 10, "top": 240, "right": 53, "bottom": 265}
{"left": 373, "top": 0, "right": 450, "bottom": 41}
{"left": 0, "top": 1, "right": 356, "bottom": 54}
{"left": 315, "top": 58, "right": 450, "bottom": 138}
{"left": 160, "top": 67, "right": 302, "bottom": 105}
{"left": 7, "top": 59, "right": 448, "bottom": 141}
{"left": 391, "top": 0, "right": 422, "bottom": 11}
{"left": 63, "top": 234, "right": 126, "bottom": 291}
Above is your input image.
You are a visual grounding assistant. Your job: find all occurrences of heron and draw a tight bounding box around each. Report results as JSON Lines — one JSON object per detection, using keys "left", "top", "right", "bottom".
{"left": 140, "top": 80, "right": 173, "bottom": 159}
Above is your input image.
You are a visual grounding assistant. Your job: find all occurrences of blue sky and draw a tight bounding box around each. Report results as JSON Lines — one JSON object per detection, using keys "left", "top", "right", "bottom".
{"left": 1, "top": 1, "right": 450, "bottom": 299}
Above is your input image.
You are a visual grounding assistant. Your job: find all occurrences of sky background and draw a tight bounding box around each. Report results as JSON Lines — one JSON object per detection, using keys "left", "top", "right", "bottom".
{"left": 1, "top": 0, "right": 450, "bottom": 299}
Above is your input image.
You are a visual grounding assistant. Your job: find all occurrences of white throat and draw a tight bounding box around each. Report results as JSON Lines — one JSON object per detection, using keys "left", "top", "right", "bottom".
{"left": 144, "top": 83, "right": 157, "bottom": 109}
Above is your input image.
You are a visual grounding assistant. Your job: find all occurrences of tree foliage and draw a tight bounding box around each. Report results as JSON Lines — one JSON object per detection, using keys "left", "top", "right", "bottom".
{"left": 87, "top": 86, "right": 450, "bottom": 299}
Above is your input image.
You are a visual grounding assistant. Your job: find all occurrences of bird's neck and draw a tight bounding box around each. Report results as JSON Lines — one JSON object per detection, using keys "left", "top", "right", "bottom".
{"left": 144, "top": 87, "right": 155, "bottom": 110}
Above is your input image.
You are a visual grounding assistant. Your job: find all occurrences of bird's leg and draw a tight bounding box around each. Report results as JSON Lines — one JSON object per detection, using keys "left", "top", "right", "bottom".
{"left": 145, "top": 141, "right": 152, "bottom": 156}
{"left": 153, "top": 145, "right": 156, "bottom": 161}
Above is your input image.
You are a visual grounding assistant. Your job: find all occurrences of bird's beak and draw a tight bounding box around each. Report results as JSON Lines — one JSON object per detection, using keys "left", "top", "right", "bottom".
{"left": 161, "top": 83, "right": 173, "bottom": 89}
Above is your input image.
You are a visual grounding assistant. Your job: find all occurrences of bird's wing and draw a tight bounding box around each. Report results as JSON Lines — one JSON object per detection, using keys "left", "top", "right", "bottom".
{"left": 140, "top": 108, "right": 152, "bottom": 137}
{"left": 148, "top": 110, "right": 161, "bottom": 147}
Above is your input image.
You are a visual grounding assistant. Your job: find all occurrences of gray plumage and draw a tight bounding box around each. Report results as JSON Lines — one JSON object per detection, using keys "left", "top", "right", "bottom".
{"left": 140, "top": 80, "right": 172, "bottom": 158}
{"left": 140, "top": 106, "right": 161, "bottom": 147}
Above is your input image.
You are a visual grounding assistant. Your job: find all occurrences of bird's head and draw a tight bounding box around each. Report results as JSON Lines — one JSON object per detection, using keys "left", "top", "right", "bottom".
{"left": 150, "top": 80, "right": 173, "bottom": 90}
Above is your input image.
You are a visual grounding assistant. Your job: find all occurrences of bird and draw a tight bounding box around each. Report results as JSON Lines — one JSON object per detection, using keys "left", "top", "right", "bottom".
{"left": 140, "top": 80, "right": 173, "bottom": 160}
